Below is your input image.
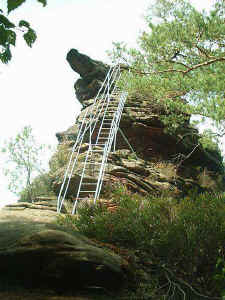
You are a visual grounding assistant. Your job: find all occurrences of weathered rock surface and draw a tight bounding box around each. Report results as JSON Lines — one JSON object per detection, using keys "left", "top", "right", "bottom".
{"left": 51, "top": 49, "right": 225, "bottom": 199}
{"left": 0, "top": 204, "right": 127, "bottom": 293}
{"left": 66, "top": 49, "right": 110, "bottom": 104}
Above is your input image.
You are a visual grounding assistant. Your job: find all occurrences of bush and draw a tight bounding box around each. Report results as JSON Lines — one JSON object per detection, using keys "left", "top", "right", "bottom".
{"left": 59, "top": 187, "right": 225, "bottom": 297}
{"left": 19, "top": 173, "right": 54, "bottom": 202}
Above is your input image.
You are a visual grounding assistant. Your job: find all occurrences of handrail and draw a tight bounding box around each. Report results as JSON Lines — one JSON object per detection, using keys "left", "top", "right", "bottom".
{"left": 57, "top": 63, "right": 128, "bottom": 214}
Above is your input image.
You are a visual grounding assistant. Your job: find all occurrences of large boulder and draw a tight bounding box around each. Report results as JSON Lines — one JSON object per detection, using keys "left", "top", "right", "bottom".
{"left": 0, "top": 205, "right": 127, "bottom": 293}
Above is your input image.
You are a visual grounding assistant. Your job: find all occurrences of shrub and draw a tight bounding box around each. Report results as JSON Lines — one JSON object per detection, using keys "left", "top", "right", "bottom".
{"left": 19, "top": 173, "right": 54, "bottom": 202}
{"left": 59, "top": 186, "right": 225, "bottom": 297}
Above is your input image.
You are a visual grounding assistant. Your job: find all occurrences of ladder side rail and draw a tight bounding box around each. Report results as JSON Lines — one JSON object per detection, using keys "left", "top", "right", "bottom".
{"left": 93, "top": 90, "right": 128, "bottom": 202}
{"left": 94, "top": 118, "right": 120, "bottom": 202}
{"left": 88, "top": 68, "right": 112, "bottom": 125}
{"left": 57, "top": 105, "right": 92, "bottom": 212}
{"left": 57, "top": 66, "right": 117, "bottom": 210}
{"left": 90, "top": 64, "right": 120, "bottom": 132}
{"left": 90, "top": 91, "right": 110, "bottom": 140}
{"left": 85, "top": 69, "right": 127, "bottom": 203}
{"left": 74, "top": 65, "right": 121, "bottom": 147}
{"left": 95, "top": 72, "right": 122, "bottom": 143}
{"left": 115, "top": 92, "right": 138, "bottom": 157}
{"left": 78, "top": 93, "right": 121, "bottom": 208}
{"left": 94, "top": 101, "right": 124, "bottom": 202}
{"left": 76, "top": 64, "right": 115, "bottom": 141}
{"left": 74, "top": 89, "right": 127, "bottom": 209}
{"left": 94, "top": 123, "right": 116, "bottom": 202}
{"left": 89, "top": 65, "right": 117, "bottom": 124}
{"left": 95, "top": 99, "right": 113, "bottom": 145}
{"left": 58, "top": 66, "right": 118, "bottom": 212}
{"left": 89, "top": 66, "right": 121, "bottom": 137}
{"left": 58, "top": 64, "right": 125, "bottom": 213}
{"left": 57, "top": 111, "right": 93, "bottom": 212}
{"left": 75, "top": 90, "right": 119, "bottom": 209}
{"left": 72, "top": 147, "right": 93, "bottom": 214}
{"left": 95, "top": 92, "right": 128, "bottom": 200}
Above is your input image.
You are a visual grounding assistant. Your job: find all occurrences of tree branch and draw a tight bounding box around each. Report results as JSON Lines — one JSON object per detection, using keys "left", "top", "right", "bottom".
{"left": 125, "top": 56, "right": 224, "bottom": 77}
{"left": 183, "top": 57, "right": 225, "bottom": 74}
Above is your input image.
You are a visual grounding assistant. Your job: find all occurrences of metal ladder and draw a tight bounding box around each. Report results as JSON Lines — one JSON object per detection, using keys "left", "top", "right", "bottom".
{"left": 57, "top": 64, "right": 128, "bottom": 214}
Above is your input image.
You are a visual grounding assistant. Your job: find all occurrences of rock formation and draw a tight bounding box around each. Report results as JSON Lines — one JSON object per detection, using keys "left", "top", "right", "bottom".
{"left": 0, "top": 202, "right": 127, "bottom": 294}
{"left": 66, "top": 49, "right": 110, "bottom": 104}
{"left": 52, "top": 49, "right": 224, "bottom": 198}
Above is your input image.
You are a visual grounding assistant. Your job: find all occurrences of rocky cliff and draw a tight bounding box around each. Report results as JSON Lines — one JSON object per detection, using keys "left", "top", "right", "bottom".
{"left": 51, "top": 49, "right": 224, "bottom": 199}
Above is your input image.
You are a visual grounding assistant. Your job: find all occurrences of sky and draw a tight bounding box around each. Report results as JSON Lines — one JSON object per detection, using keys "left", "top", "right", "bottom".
{"left": 0, "top": 0, "right": 219, "bottom": 208}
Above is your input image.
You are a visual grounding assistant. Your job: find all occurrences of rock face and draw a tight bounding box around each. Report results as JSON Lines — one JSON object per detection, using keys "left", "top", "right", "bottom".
{"left": 0, "top": 204, "right": 126, "bottom": 293}
{"left": 52, "top": 49, "right": 224, "bottom": 199}
{"left": 66, "top": 49, "right": 110, "bottom": 104}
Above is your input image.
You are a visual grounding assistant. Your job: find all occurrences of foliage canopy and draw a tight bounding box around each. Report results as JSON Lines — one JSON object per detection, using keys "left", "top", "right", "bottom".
{"left": 0, "top": 0, "right": 47, "bottom": 63}
{"left": 1, "top": 126, "right": 50, "bottom": 201}
{"left": 110, "top": 0, "right": 225, "bottom": 139}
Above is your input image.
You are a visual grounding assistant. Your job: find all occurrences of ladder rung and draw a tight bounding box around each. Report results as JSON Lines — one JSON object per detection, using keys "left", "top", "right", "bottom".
{"left": 81, "top": 162, "right": 103, "bottom": 165}
{"left": 79, "top": 190, "right": 96, "bottom": 193}
{"left": 83, "top": 183, "right": 97, "bottom": 185}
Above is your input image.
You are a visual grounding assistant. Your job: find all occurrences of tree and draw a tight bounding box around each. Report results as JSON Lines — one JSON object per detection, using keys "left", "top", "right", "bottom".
{"left": 1, "top": 126, "right": 50, "bottom": 201}
{"left": 0, "top": 0, "right": 47, "bottom": 63}
{"left": 110, "top": 0, "right": 225, "bottom": 140}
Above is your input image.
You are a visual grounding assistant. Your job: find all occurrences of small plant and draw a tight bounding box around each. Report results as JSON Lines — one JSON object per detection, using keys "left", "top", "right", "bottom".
{"left": 213, "top": 254, "right": 225, "bottom": 298}
{"left": 59, "top": 187, "right": 225, "bottom": 298}
{"left": 19, "top": 173, "right": 54, "bottom": 202}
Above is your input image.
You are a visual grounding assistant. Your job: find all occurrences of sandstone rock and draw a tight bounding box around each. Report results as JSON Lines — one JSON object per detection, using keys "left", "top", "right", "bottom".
{"left": 0, "top": 206, "right": 127, "bottom": 293}
{"left": 51, "top": 50, "right": 224, "bottom": 200}
{"left": 66, "top": 49, "right": 110, "bottom": 104}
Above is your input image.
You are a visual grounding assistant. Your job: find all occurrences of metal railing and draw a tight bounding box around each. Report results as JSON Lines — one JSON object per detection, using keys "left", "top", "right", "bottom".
{"left": 57, "top": 64, "right": 128, "bottom": 214}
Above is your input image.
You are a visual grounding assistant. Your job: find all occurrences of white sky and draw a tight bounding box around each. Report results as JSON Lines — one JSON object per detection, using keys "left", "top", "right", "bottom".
{"left": 0, "top": 0, "right": 219, "bottom": 207}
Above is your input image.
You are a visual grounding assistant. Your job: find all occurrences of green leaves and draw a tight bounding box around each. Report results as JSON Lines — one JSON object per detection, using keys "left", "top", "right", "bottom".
{"left": 0, "top": 14, "right": 15, "bottom": 28}
{"left": 7, "top": 0, "right": 47, "bottom": 14}
{"left": 0, "top": 25, "right": 8, "bottom": 45}
{"left": 114, "top": 0, "right": 225, "bottom": 139}
{"left": 19, "top": 20, "right": 30, "bottom": 28}
{"left": 0, "top": 24, "right": 16, "bottom": 63}
{"left": 7, "top": 29, "right": 16, "bottom": 45}
{"left": 7, "top": 0, "right": 27, "bottom": 14}
{"left": 0, "top": 23, "right": 15, "bottom": 63}
{"left": 0, "top": 44, "right": 12, "bottom": 63}
{"left": 0, "top": 0, "right": 47, "bottom": 64}
{"left": 24, "top": 28, "right": 36, "bottom": 47}
{"left": 18, "top": 20, "right": 37, "bottom": 47}
{"left": 1, "top": 126, "right": 50, "bottom": 196}
{"left": 37, "top": 0, "right": 47, "bottom": 7}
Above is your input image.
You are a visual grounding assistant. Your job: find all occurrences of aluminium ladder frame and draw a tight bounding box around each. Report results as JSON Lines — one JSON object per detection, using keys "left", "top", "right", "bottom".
{"left": 57, "top": 64, "right": 128, "bottom": 214}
